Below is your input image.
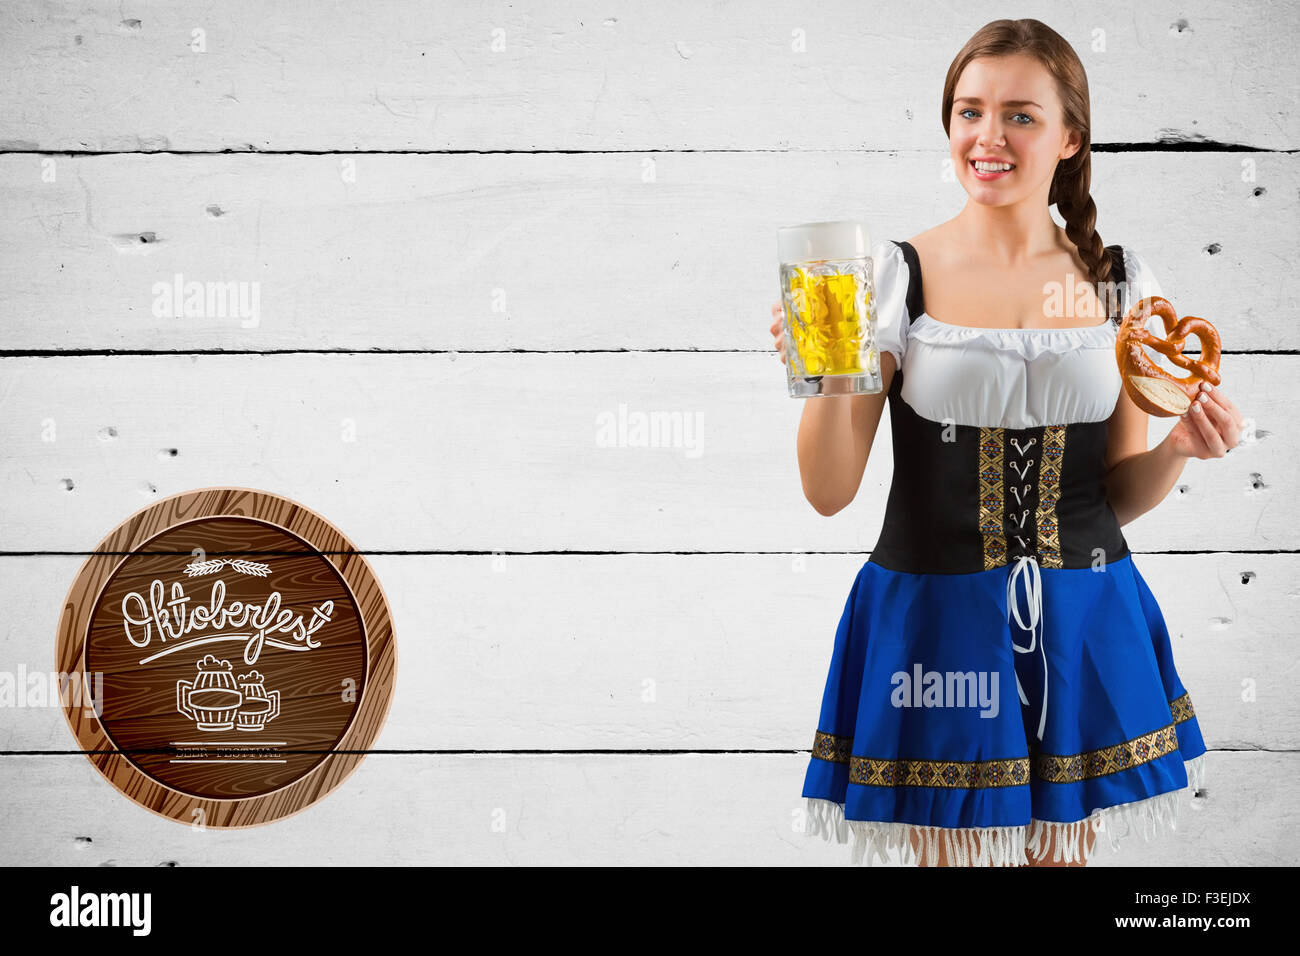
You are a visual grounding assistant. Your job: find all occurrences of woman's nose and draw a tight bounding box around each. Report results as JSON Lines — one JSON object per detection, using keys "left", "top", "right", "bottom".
{"left": 978, "top": 120, "right": 1005, "bottom": 145}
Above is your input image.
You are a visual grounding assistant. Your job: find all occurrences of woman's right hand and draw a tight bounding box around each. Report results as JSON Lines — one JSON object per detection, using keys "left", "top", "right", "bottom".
{"left": 769, "top": 302, "right": 787, "bottom": 364}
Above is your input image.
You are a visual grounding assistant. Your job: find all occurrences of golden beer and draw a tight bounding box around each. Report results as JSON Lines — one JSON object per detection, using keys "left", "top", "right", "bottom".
{"left": 777, "top": 221, "right": 881, "bottom": 397}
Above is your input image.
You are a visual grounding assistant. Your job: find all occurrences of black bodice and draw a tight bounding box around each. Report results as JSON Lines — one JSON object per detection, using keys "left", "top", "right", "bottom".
{"left": 868, "top": 241, "right": 1131, "bottom": 575}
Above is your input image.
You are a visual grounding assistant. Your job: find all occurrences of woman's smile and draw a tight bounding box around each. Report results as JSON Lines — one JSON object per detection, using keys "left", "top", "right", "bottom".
{"left": 970, "top": 158, "right": 1016, "bottom": 180}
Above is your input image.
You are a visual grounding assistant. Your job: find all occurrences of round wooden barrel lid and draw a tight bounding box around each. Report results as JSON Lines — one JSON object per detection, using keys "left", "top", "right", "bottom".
{"left": 56, "top": 487, "right": 397, "bottom": 828}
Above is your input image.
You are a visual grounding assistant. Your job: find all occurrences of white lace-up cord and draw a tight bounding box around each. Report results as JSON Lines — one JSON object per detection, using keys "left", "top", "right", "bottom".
{"left": 1007, "top": 554, "right": 1048, "bottom": 742}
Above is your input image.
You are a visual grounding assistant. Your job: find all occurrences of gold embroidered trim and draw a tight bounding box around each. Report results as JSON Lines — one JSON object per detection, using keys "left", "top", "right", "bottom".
{"left": 1035, "top": 425, "right": 1066, "bottom": 569}
{"left": 851, "top": 754, "right": 1031, "bottom": 788}
{"left": 811, "top": 729, "right": 853, "bottom": 763}
{"left": 978, "top": 427, "right": 1006, "bottom": 570}
{"left": 811, "top": 694, "right": 1199, "bottom": 786}
{"left": 1033, "top": 722, "right": 1180, "bottom": 784}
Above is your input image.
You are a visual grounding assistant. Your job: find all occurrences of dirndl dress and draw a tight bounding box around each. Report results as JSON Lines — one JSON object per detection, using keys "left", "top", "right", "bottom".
{"left": 801, "top": 238, "right": 1208, "bottom": 866}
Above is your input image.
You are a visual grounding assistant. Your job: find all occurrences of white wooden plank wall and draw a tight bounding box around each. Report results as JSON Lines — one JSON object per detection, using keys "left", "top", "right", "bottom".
{"left": 1, "top": 0, "right": 1296, "bottom": 865}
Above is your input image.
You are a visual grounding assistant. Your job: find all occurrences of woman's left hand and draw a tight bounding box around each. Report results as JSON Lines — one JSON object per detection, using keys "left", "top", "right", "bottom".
{"left": 1165, "top": 381, "right": 1246, "bottom": 459}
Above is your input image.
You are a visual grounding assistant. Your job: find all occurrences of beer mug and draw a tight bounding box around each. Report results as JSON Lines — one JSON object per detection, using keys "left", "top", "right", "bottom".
{"left": 777, "top": 220, "right": 881, "bottom": 397}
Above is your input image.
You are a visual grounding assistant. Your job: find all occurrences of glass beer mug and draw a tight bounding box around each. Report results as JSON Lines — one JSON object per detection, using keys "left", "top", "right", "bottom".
{"left": 777, "top": 220, "right": 881, "bottom": 397}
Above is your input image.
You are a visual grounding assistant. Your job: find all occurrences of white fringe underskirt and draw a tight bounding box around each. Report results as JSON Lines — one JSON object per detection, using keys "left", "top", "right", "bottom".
{"left": 805, "top": 752, "right": 1206, "bottom": 867}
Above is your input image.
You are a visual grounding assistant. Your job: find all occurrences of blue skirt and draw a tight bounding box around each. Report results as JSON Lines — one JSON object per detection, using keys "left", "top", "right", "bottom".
{"left": 801, "top": 552, "right": 1207, "bottom": 866}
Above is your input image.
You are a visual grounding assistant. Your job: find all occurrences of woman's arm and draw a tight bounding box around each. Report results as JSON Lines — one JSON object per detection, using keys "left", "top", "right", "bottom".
{"left": 797, "top": 352, "right": 896, "bottom": 516}
{"left": 1103, "top": 381, "right": 1185, "bottom": 526}
{"left": 1104, "top": 381, "right": 1245, "bottom": 526}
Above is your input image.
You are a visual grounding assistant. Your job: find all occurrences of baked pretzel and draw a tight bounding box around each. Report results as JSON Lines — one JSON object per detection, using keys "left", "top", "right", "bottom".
{"left": 1115, "top": 295, "right": 1222, "bottom": 417}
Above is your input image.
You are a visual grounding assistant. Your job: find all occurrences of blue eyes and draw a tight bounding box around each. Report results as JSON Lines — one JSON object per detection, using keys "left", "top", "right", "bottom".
{"left": 958, "top": 108, "right": 1033, "bottom": 124}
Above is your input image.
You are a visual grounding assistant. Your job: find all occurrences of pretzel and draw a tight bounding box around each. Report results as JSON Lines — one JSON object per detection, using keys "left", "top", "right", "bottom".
{"left": 1115, "top": 295, "right": 1222, "bottom": 417}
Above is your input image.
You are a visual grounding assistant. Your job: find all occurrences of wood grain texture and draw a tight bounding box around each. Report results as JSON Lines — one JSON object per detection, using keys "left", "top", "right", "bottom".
{"left": 0, "top": 1, "right": 1294, "bottom": 151}
{"left": 0, "top": 353, "right": 1286, "bottom": 551}
{"left": 0, "top": 751, "right": 1292, "bottom": 866}
{"left": 0, "top": 0, "right": 1294, "bottom": 864}
{"left": 5, "top": 552, "right": 1294, "bottom": 751}
{"left": 0, "top": 152, "right": 1292, "bottom": 351}
{"left": 53, "top": 489, "right": 396, "bottom": 826}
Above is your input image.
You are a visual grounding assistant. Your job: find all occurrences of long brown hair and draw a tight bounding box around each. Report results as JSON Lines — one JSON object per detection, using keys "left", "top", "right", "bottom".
{"left": 941, "top": 19, "right": 1119, "bottom": 319}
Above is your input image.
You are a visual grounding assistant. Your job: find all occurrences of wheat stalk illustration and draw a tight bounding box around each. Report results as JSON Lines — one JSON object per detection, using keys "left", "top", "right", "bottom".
{"left": 184, "top": 557, "right": 273, "bottom": 577}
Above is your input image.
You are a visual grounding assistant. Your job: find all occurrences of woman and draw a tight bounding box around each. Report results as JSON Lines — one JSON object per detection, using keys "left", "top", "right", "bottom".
{"left": 769, "top": 19, "right": 1246, "bottom": 867}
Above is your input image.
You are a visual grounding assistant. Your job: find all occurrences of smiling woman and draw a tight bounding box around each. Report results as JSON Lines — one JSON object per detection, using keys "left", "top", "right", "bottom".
{"left": 941, "top": 31, "right": 1115, "bottom": 305}
{"left": 794, "top": 18, "right": 1215, "bottom": 870}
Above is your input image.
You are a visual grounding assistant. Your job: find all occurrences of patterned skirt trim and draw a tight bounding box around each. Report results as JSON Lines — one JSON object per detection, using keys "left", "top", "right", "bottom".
{"left": 804, "top": 752, "right": 1206, "bottom": 866}
{"left": 811, "top": 691, "right": 1196, "bottom": 787}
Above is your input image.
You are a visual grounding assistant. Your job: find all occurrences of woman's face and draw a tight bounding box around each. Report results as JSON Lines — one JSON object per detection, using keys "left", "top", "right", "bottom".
{"left": 950, "top": 54, "right": 1080, "bottom": 207}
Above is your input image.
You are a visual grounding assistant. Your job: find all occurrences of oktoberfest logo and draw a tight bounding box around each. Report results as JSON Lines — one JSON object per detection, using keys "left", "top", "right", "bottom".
{"left": 56, "top": 488, "right": 396, "bottom": 827}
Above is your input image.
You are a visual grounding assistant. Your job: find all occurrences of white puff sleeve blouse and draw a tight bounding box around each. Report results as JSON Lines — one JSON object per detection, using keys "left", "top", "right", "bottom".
{"left": 870, "top": 239, "right": 912, "bottom": 369}
{"left": 871, "top": 240, "right": 1168, "bottom": 430}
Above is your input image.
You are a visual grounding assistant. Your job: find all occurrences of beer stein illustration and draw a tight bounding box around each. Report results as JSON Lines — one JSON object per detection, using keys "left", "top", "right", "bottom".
{"left": 176, "top": 655, "right": 244, "bottom": 732}
{"left": 235, "top": 670, "right": 281, "bottom": 732}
